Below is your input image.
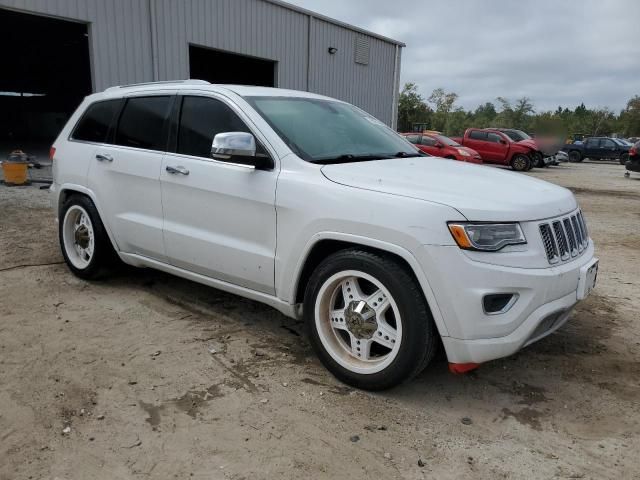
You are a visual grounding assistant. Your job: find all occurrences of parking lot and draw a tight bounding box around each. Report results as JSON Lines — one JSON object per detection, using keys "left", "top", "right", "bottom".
{"left": 0, "top": 161, "right": 638, "bottom": 479}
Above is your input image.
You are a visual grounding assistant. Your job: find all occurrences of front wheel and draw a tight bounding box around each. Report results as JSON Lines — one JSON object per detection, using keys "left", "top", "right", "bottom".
{"left": 620, "top": 153, "right": 630, "bottom": 165}
{"left": 304, "top": 249, "right": 438, "bottom": 390}
{"left": 510, "top": 154, "right": 531, "bottom": 172}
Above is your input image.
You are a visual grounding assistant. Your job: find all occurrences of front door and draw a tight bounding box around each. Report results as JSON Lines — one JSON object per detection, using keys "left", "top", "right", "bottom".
{"left": 160, "top": 94, "right": 278, "bottom": 294}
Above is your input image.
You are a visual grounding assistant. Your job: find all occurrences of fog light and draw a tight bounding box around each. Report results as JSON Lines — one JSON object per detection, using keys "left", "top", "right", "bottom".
{"left": 483, "top": 293, "right": 518, "bottom": 314}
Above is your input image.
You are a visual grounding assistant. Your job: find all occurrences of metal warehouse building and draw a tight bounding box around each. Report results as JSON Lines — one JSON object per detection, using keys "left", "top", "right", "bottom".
{"left": 0, "top": 0, "right": 404, "bottom": 155}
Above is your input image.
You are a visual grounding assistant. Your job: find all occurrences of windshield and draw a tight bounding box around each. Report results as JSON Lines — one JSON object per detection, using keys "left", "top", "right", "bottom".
{"left": 245, "top": 96, "right": 420, "bottom": 163}
{"left": 613, "top": 138, "right": 631, "bottom": 146}
{"left": 434, "top": 134, "right": 461, "bottom": 147}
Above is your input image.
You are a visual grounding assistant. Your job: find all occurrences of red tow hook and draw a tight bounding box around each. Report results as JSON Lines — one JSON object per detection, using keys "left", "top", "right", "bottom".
{"left": 449, "top": 363, "right": 480, "bottom": 374}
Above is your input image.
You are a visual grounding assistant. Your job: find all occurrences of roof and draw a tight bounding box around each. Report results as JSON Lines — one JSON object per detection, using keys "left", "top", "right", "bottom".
{"left": 99, "top": 80, "right": 339, "bottom": 102}
{"left": 264, "top": 0, "right": 406, "bottom": 47}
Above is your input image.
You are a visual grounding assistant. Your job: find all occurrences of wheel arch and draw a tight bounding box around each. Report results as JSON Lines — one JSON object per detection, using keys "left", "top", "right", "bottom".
{"left": 57, "top": 184, "right": 121, "bottom": 254}
{"left": 290, "top": 233, "right": 449, "bottom": 337}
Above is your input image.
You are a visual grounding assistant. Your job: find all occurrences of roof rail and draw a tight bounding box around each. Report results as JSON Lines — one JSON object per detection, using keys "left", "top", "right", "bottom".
{"left": 104, "top": 79, "right": 210, "bottom": 92}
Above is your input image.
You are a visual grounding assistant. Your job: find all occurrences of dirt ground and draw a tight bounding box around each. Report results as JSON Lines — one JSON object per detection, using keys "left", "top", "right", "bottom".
{"left": 1, "top": 161, "right": 638, "bottom": 480}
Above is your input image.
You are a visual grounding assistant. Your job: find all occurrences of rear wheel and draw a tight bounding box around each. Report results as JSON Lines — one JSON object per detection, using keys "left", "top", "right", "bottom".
{"left": 510, "top": 154, "right": 531, "bottom": 172}
{"left": 304, "top": 249, "right": 438, "bottom": 390}
{"left": 620, "top": 153, "right": 629, "bottom": 165}
{"left": 59, "top": 194, "right": 117, "bottom": 279}
{"left": 568, "top": 150, "right": 582, "bottom": 163}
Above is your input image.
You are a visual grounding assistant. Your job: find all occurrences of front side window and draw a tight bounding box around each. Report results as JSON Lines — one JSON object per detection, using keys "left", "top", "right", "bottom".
{"left": 434, "top": 135, "right": 460, "bottom": 147}
{"left": 114, "top": 96, "right": 172, "bottom": 151}
{"left": 487, "top": 132, "right": 503, "bottom": 143}
{"left": 177, "top": 96, "right": 249, "bottom": 158}
{"left": 71, "top": 99, "right": 121, "bottom": 143}
{"left": 246, "top": 96, "right": 419, "bottom": 163}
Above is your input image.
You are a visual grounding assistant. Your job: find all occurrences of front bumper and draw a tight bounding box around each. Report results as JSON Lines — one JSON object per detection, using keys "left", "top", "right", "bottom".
{"left": 417, "top": 242, "right": 596, "bottom": 364}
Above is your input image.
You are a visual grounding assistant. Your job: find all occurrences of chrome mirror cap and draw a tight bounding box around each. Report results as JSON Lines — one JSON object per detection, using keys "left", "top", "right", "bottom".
{"left": 211, "top": 132, "right": 256, "bottom": 159}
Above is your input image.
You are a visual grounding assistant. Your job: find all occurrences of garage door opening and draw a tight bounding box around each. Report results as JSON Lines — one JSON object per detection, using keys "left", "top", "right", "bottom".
{"left": 189, "top": 45, "right": 276, "bottom": 87}
{"left": 0, "top": 8, "right": 91, "bottom": 159}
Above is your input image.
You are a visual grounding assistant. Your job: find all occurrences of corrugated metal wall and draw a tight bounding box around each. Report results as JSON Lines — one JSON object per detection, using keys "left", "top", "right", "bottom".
{"left": 0, "top": 0, "right": 401, "bottom": 125}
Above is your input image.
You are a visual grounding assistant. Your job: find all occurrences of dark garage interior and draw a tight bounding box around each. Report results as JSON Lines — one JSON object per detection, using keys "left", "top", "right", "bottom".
{"left": 0, "top": 8, "right": 92, "bottom": 158}
{"left": 189, "top": 45, "right": 276, "bottom": 87}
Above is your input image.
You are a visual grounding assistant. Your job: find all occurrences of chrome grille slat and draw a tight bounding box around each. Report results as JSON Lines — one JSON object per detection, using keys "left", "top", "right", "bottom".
{"left": 539, "top": 223, "right": 558, "bottom": 263}
{"left": 539, "top": 211, "right": 590, "bottom": 265}
{"left": 563, "top": 218, "right": 577, "bottom": 256}
{"left": 552, "top": 221, "right": 569, "bottom": 260}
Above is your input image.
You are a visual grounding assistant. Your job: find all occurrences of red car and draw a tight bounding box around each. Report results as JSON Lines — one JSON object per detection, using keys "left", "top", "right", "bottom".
{"left": 451, "top": 128, "right": 535, "bottom": 171}
{"left": 401, "top": 132, "right": 483, "bottom": 164}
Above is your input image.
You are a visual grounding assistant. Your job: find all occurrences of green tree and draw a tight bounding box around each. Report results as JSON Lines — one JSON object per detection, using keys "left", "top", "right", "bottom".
{"left": 397, "top": 83, "right": 431, "bottom": 132}
{"left": 427, "top": 88, "right": 458, "bottom": 132}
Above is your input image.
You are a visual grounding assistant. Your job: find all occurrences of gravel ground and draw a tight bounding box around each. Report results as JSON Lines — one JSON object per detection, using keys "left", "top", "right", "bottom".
{"left": 0, "top": 161, "right": 638, "bottom": 479}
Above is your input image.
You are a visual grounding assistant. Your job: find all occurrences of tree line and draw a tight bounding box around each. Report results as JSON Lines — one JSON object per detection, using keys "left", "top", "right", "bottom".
{"left": 397, "top": 83, "right": 640, "bottom": 139}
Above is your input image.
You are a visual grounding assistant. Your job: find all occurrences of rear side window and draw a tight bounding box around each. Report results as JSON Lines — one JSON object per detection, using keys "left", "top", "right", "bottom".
{"left": 177, "top": 96, "right": 249, "bottom": 158}
{"left": 71, "top": 100, "right": 121, "bottom": 143}
{"left": 405, "top": 135, "right": 420, "bottom": 144}
{"left": 115, "top": 96, "right": 172, "bottom": 151}
{"left": 421, "top": 136, "right": 437, "bottom": 146}
{"left": 469, "top": 130, "right": 487, "bottom": 141}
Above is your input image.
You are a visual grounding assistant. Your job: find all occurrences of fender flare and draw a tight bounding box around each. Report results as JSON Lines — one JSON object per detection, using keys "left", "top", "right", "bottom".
{"left": 289, "top": 231, "right": 450, "bottom": 337}
{"left": 57, "top": 183, "right": 122, "bottom": 254}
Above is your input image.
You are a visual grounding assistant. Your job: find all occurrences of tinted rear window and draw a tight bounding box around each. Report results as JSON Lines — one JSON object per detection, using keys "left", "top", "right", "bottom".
{"left": 115, "top": 96, "right": 172, "bottom": 151}
{"left": 71, "top": 100, "right": 121, "bottom": 143}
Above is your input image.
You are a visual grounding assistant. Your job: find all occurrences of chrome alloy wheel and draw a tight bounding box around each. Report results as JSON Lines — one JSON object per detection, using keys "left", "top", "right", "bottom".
{"left": 62, "top": 205, "right": 95, "bottom": 269}
{"left": 314, "top": 270, "right": 402, "bottom": 374}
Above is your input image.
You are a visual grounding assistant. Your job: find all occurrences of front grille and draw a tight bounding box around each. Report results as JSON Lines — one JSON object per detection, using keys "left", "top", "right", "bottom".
{"left": 539, "top": 211, "right": 589, "bottom": 264}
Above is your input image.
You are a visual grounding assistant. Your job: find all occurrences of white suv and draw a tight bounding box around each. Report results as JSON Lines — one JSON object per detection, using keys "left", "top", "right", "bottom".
{"left": 51, "top": 80, "right": 598, "bottom": 390}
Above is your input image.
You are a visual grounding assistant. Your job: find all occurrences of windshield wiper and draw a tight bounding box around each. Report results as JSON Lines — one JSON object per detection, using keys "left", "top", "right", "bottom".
{"left": 311, "top": 154, "right": 390, "bottom": 164}
{"left": 312, "top": 151, "right": 426, "bottom": 164}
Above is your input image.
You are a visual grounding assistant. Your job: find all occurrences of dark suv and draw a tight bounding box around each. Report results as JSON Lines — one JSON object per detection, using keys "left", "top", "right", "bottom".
{"left": 563, "top": 137, "right": 631, "bottom": 164}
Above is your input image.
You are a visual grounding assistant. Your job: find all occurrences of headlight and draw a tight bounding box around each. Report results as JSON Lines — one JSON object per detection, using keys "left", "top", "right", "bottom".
{"left": 448, "top": 222, "right": 526, "bottom": 251}
{"left": 457, "top": 149, "right": 471, "bottom": 156}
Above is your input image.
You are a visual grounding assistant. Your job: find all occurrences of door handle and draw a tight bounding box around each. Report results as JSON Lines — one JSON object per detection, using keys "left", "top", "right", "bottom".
{"left": 166, "top": 165, "right": 189, "bottom": 175}
{"left": 95, "top": 153, "right": 113, "bottom": 162}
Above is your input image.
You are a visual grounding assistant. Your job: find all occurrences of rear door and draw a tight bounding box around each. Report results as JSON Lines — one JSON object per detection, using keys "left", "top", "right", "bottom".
{"left": 584, "top": 138, "right": 601, "bottom": 158}
{"left": 160, "top": 93, "right": 278, "bottom": 294}
{"left": 87, "top": 93, "right": 175, "bottom": 261}
{"left": 464, "top": 130, "right": 490, "bottom": 157}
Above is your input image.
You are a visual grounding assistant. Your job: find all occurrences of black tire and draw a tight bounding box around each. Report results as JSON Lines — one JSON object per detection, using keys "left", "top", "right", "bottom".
{"left": 510, "top": 154, "right": 531, "bottom": 172}
{"left": 532, "top": 152, "right": 545, "bottom": 168}
{"left": 303, "top": 249, "right": 438, "bottom": 390}
{"left": 59, "top": 194, "right": 117, "bottom": 280}
{"left": 620, "top": 153, "right": 630, "bottom": 165}
{"left": 568, "top": 150, "right": 582, "bottom": 163}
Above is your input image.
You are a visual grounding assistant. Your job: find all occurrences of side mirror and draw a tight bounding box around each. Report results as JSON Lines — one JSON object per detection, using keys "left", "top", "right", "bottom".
{"left": 211, "top": 132, "right": 273, "bottom": 170}
{"left": 499, "top": 139, "right": 507, "bottom": 145}
{"left": 435, "top": 142, "right": 444, "bottom": 148}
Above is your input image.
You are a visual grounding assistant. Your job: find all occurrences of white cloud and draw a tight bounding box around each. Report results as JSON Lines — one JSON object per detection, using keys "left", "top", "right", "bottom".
{"left": 287, "top": 0, "right": 640, "bottom": 111}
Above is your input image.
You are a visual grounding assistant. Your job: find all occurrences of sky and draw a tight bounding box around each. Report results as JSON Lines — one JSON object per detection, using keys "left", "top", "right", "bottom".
{"left": 287, "top": 0, "right": 640, "bottom": 113}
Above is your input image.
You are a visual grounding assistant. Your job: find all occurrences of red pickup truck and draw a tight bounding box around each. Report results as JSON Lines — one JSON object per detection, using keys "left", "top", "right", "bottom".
{"left": 451, "top": 128, "right": 536, "bottom": 171}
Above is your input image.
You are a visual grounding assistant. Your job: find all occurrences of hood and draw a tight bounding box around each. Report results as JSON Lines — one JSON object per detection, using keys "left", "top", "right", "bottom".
{"left": 516, "top": 139, "right": 538, "bottom": 150}
{"left": 321, "top": 158, "right": 577, "bottom": 222}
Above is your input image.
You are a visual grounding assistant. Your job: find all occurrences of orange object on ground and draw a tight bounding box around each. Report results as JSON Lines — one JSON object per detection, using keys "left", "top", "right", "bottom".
{"left": 449, "top": 363, "right": 480, "bottom": 374}
{"left": 2, "top": 161, "right": 29, "bottom": 185}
